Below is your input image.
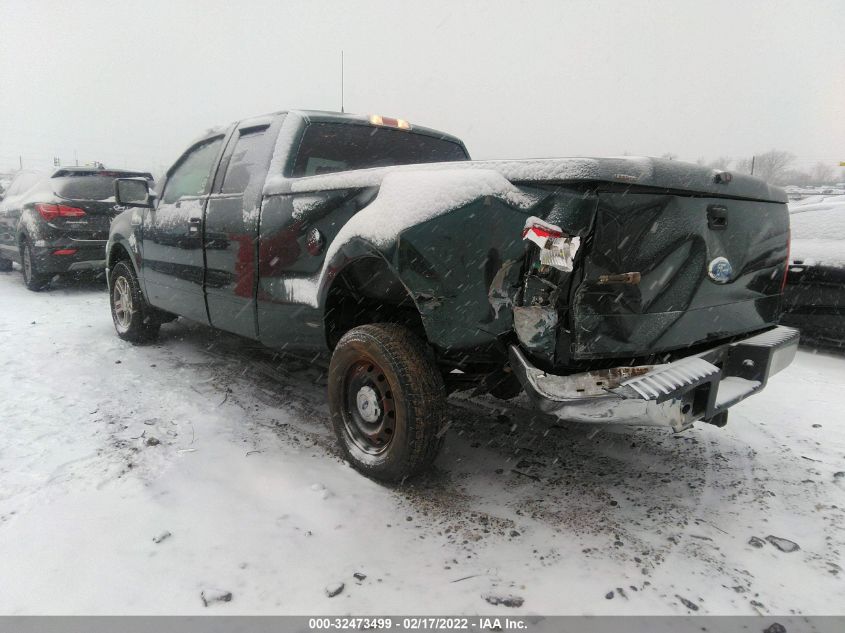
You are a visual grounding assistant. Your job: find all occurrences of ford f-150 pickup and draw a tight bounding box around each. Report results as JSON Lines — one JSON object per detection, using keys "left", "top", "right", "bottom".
{"left": 106, "top": 109, "right": 799, "bottom": 482}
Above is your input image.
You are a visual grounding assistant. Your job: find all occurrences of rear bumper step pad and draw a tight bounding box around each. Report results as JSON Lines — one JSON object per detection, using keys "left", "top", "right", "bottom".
{"left": 510, "top": 325, "right": 800, "bottom": 431}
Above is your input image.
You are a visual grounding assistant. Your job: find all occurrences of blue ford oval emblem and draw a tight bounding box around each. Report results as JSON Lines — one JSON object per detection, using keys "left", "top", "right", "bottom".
{"left": 708, "top": 256, "right": 733, "bottom": 283}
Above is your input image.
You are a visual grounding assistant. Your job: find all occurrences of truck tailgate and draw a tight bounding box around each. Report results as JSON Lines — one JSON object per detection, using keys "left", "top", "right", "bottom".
{"left": 568, "top": 192, "right": 790, "bottom": 359}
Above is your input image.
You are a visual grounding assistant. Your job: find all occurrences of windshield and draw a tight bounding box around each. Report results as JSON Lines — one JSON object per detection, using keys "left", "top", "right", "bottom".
{"left": 53, "top": 172, "right": 152, "bottom": 200}
{"left": 291, "top": 122, "right": 468, "bottom": 177}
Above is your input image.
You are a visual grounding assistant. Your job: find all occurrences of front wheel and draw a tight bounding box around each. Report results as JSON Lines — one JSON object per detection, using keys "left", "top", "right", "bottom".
{"left": 328, "top": 324, "right": 446, "bottom": 483}
{"left": 20, "top": 240, "right": 50, "bottom": 291}
{"left": 109, "top": 260, "right": 160, "bottom": 344}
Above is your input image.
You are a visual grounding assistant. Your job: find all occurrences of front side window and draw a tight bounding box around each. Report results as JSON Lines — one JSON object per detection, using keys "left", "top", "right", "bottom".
{"left": 291, "top": 123, "right": 468, "bottom": 177}
{"left": 162, "top": 137, "right": 224, "bottom": 204}
{"left": 220, "top": 127, "right": 269, "bottom": 194}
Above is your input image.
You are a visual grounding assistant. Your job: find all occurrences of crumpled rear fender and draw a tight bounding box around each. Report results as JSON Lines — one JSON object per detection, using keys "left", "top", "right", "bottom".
{"left": 318, "top": 196, "right": 535, "bottom": 355}
{"left": 309, "top": 170, "right": 596, "bottom": 358}
{"left": 390, "top": 198, "right": 531, "bottom": 353}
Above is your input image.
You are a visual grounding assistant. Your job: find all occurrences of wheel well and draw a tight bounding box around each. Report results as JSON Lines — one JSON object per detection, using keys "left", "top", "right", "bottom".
{"left": 324, "top": 257, "right": 426, "bottom": 349}
{"left": 108, "top": 243, "right": 132, "bottom": 268}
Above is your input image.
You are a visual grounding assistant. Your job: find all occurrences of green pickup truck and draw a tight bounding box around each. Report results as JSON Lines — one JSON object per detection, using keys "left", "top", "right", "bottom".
{"left": 107, "top": 109, "right": 798, "bottom": 482}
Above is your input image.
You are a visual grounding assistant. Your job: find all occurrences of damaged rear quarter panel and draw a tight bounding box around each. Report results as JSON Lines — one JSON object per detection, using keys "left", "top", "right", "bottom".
{"left": 392, "top": 186, "right": 598, "bottom": 358}
{"left": 393, "top": 197, "right": 529, "bottom": 353}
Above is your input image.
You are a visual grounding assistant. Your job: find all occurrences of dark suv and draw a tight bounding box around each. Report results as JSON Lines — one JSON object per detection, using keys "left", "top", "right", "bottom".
{"left": 0, "top": 167, "right": 152, "bottom": 290}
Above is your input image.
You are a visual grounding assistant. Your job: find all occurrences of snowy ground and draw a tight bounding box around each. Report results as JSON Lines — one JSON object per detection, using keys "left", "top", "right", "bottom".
{"left": 0, "top": 268, "right": 843, "bottom": 616}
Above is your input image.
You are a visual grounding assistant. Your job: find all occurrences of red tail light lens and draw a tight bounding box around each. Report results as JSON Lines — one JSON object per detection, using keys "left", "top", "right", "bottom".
{"left": 35, "top": 203, "right": 59, "bottom": 221}
{"left": 35, "top": 203, "right": 86, "bottom": 221}
{"left": 522, "top": 223, "right": 563, "bottom": 240}
{"left": 58, "top": 205, "right": 86, "bottom": 217}
{"left": 52, "top": 249, "right": 78, "bottom": 256}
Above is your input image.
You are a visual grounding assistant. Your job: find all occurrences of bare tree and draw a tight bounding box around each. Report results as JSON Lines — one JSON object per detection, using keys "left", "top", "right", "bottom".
{"left": 734, "top": 157, "right": 753, "bottom": 175}
{"left": 706, "top": 156, "right": 733, "bottom": 170}
{"left": 781, "top": 169, "right": 812, "bottom": 186}
{"left": 752, "top": 150, "right": 795, "bottom": 184}
{"left": 661, "top": 152, "right": 678, "bottom": 161}
{"left": 809, "top": 162, "right": 835, "bottom": 185}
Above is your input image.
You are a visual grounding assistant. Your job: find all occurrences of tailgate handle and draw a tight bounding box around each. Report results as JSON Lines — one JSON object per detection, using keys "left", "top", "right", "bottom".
{"left": 707, "top": 205, "right": 728, "bottom": 230}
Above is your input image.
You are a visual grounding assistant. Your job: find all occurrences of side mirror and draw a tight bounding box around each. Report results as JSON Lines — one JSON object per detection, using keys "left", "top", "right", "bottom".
{"left": 115, "top": 178, "right": 153, "bottom": 208}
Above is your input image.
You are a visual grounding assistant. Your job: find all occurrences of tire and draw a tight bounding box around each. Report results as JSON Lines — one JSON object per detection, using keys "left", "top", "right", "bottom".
{"left": 489, "top": 373, "right": 523, "bottom": 400}
{"left": 109, "top": 260, "right": 160, "bottom": 344}
{"left": 328, "top": 323, "right": 446, "bottom": 483}
{"left": 0, "top": 257, "right": 12, "bottom": 272}
{"left": 20, "top": 239, "right": 51, "bottom": 291}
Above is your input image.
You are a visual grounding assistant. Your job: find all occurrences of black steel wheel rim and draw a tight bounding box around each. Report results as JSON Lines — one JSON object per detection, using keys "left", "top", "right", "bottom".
{"left": 341, "top": 358, "right": 396, "bottom": 455}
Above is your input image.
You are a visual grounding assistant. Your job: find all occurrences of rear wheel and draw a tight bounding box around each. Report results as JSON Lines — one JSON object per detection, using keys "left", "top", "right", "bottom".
{"left": 328, "top": 324, "right": 446, "bottom": 483}
{"left": 489, "top": 373, "right": 523, "bottom": 400}
{"left": 109, "top": 260, "right": 160, "bottom": 343}
{"left": 20, "top": 239, "right": 50, "bottom": 291}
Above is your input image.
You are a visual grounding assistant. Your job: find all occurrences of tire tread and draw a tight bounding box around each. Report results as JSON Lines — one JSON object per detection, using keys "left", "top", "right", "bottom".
{"left": 329, "top": 323, "right": 446, "bottom": 482}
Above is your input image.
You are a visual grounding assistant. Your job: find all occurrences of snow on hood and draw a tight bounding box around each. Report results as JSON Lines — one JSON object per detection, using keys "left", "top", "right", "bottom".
{"left": 788, "top": 196, "right": 845, "bottom": 267}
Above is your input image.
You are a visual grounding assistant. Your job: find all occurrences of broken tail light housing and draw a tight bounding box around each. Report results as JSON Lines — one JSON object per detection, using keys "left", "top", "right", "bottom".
{"left": 35, "top": 203, "right": 86, "bottom": 221}
{"left": 522, "top": 217, "right": 580, "bottom": 273}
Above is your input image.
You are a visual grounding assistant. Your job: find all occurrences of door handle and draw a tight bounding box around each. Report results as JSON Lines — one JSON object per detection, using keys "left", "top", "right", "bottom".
{"left": 189, "top": 218, "right": 201, "bottom": 234}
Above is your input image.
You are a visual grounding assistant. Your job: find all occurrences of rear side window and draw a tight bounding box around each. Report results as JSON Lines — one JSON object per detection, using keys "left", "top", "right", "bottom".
{"left": 54, "top": 172, "right": 152, "bottom": 201}
{"left": 162, "top": 137, "right": 225, "bottom": 204}
{"left": 220, "top": 127, "right": 269, "bottom": 194}
{"left": 291, "top": 123, "right": 468, "bottom": 177}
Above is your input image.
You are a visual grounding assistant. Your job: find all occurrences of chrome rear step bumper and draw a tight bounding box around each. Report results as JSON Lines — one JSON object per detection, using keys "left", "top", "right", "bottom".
{"left": 509, "top": 326, "right": 800, "bottom": 432}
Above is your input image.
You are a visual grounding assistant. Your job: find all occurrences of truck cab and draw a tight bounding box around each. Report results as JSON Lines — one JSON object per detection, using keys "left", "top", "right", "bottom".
{"left": 110, "top": 110, "right": 468, "bottom": 337}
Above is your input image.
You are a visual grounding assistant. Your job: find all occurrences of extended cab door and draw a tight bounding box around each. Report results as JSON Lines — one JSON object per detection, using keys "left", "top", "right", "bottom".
{"left": 141, "top": 134, "right": 226, "bottom": 323}
{"left": 203, "top": 118, "right": 278, "bottom": 338}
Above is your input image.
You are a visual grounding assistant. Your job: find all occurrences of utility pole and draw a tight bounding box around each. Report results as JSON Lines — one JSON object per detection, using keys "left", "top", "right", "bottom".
{"left": 750, "top": 155, "right": 756, "bottom": 176}
{"left": 74, "top": 149, "right": 78, "bottom": 166}
{"left": 19, "top": 156, "right": 22, "bottom": 170}
{"left": 341, "top": 50, "right": 344, "bottom": 113}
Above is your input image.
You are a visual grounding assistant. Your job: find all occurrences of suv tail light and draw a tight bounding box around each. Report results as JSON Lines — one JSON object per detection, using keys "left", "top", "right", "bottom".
{"left": 522, "top": 217, "right": 580, "bottom": 273}
{"left": 35, "top": 203, "right": 86, "bottom": 221}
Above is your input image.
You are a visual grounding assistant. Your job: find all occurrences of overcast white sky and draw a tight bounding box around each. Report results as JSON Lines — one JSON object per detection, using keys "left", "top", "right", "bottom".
{"left": 1, "top": 0, "right": 842, "bottom": 174}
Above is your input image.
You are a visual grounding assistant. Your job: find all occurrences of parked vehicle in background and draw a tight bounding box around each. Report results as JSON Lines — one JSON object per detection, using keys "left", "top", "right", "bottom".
{"left": 106, "top": 109, "right": 798, "bottom": 482}
{"left": 782, "top": 195, "right": 845, "bottom": 346}
{"left": 0, "top": 167, "right": 153, "bottom": 289}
